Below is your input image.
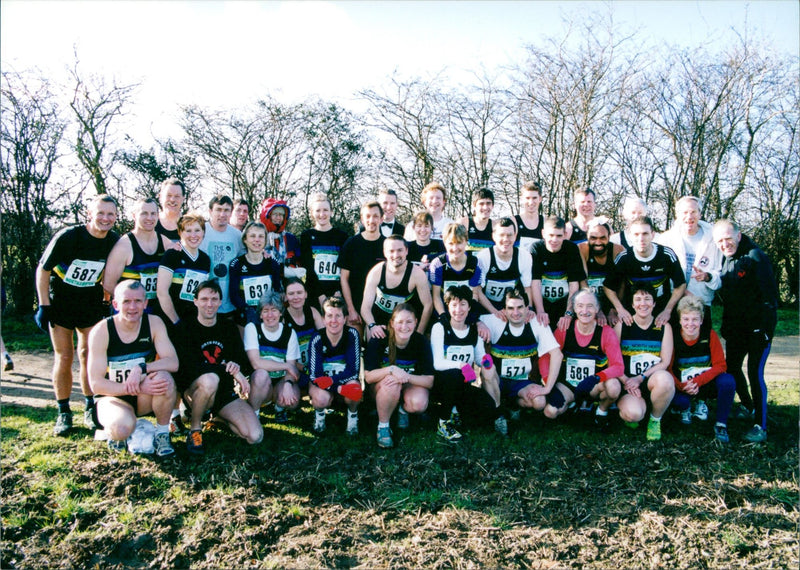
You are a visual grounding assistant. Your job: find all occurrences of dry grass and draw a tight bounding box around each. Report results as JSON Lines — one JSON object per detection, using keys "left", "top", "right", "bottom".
{"left": 2, "top": 386, "right": 798, "bottom": 569}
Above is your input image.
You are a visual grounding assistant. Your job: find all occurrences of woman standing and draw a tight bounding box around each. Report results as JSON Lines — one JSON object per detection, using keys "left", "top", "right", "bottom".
{"left": 156, "top": 212, "right": 211, "bottom": 326}
{"left": 229, "top": 221, "right": 282, "bottom": 329}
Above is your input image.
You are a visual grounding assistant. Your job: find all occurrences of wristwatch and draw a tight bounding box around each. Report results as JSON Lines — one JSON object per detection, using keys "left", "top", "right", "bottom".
{"left": 564, "top": 310, "right": 575, "bottom": 318}
{"left": 139, "top": 362, "right": 147, "bottom": 375}
{"left": 368, "top": 323, "right": 376, "bottom": 329}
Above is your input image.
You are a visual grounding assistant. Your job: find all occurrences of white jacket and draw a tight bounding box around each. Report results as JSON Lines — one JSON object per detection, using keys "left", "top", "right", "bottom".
{"left": 656, "top": 219, "right": 722, "bottom": 305}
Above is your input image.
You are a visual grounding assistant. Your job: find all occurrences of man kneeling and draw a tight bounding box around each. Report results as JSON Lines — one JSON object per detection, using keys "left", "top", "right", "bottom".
{"left": 88, "top": 280, "right": 178, "bottom": 456}
{"left": 177, "top": 280, "right": 271, "bottom": 454}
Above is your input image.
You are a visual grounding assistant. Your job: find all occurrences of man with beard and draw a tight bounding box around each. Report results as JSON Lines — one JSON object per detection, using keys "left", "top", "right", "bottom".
{"left": 578, "top": 219, "right": 625, "bottom": 327}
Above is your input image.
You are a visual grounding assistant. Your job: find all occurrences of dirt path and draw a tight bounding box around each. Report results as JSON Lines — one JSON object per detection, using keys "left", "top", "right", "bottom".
{"left": 2, "top": 337, "right": 798, "bottom": 409}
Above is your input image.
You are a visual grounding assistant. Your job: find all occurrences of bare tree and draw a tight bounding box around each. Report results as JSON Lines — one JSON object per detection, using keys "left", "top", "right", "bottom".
{"left": 1, "top": 70, "right": 67, "bottom": 314}
{"left": 180, "top": 98, "right": 306, "bottom": 209}
{"left": 68, "top": 55, "right": 137, "bottom": 195}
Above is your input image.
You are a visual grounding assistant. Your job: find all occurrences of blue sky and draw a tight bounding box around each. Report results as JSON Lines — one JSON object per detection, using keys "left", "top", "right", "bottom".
{"left": 2, "top": 1, "right": 798, "bottom": 142}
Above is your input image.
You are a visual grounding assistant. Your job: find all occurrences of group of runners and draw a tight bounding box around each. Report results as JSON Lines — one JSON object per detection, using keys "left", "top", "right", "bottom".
{"left": 34, "top": 178, "right": 778, "bottom": 455}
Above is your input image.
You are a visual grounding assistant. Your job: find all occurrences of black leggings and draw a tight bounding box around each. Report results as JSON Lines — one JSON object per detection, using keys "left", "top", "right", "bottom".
{"left": 431, "top": 369, "right": 500, "bottom": 426}
{"left": 725, "top": 330, "right": 770, "bottom": 430}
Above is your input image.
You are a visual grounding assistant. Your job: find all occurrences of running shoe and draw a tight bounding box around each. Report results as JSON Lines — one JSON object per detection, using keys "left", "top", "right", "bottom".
{"left": 714, "top": 423, "right": 730, "bottom": 443}
{"left": 346, "top": 414, "right": 358, "bottom": 436}
{"left": 107, "top": 439, "right": 127, "bottom": 452}
{"left": 376, "top": 426, "right": 394, "bottom": 448}
{"left": 437, "top": 420, "right": 462, "bottom": 442}
{"left": 494, "top": 415, "right": 508, "bottom": 437}
{"left": 693, "top": 400, "right": 709, "bottom": 421}
{"left": 54, "top": 412, "right": 73, "bottom": 436}
{"left": 274, "top": 409, "right": 289, "bottom": 424}
{"left": 397, "top": 410, "right": 410, "bottom": 430}
{"left": 732, "top": 404, "right": 754, "bottom": 420}
{"left": 154, "top": 432, "right": 175, "bottom": 457}
{"left": 646, "top": 418, "right": 662, "bottom": 441}
{"left": 186, "top": 430, "right": 205, "bottom": 455}
{"left": 3, "top": 354, "right": 13, "bottom": 372}
{"left": 84, "top": 408, "right": 98, "bottom": 430}
{"left": 449, "top": 409, "right": 462, "bottom": 428}
{"left": 594, "top": 413, "right": 610, "bottom": 434}
{"left": 314, "top": 413, "right": 327, "bottom": 434}
{"left": 743, "top": 424, "right": 767, "bottom": 443}
{"left": 680, "top": 409, "right": 692, "bottom": 425}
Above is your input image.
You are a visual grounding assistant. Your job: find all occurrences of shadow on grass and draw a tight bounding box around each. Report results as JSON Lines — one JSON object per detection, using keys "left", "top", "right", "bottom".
{"left": 2, "top": 398, "right": 798, "bottom": 568}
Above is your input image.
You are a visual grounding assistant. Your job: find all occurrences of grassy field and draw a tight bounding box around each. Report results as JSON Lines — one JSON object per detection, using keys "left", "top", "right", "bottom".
{"left": 2, "top": 377, "right": 797, "bottom": 568}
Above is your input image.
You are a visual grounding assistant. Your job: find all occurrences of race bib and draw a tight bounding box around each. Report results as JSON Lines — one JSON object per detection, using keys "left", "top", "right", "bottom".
{"left": 445, "top": 345, "right": 474, "bottom": 364}
{"left": 140, "top": 272, "right": 158, "bottom": 300}
{"left": 323, "top": 361, "right": 346, "bottom": 377}
{"left": 630, "top": 353, "right": 660, "bottom": 376}
{"left": 565, "top": 357, "right": 595, "bottom": 387}
{"left": 179, "top": 269, "right": 208, "bottom": 301}
{"left": 681, "top": 366, "right": 710, "bottom": 384}
{"left": 443, "top": 280, "right": 467, "bottom": 293}
{"left": 375, "top": 289, "right": 406, "bottom": 314}
{"left": 501, "top": 357, "right": 531, "bottom": 381}
{"left": 64, "top": 259, "right": 105, "bottom": 288}
{"left": 243, "top": 275, "right": 273, "bottom": 306}
{"left": 587, "top": 277, "right": 605, "bottom": 295}
{"left": 315, "top": 253, "right": 340, "bottom": 281}
{"left": 108, "top": 357, "right": 145, "bottom": 383}
{"left": 485, "top": 279, "right": 514, "bottom": 302}
{"left": 542, "top": 277, "right": 568, "bottom": 301}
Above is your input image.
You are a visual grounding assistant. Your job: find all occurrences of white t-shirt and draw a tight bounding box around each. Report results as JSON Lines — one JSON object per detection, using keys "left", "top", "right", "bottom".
{"left": 200, "top": 223, "right": 244, "bottom": 314}
{"left": 243, "top": 322, "right": 301, "bottom": 360}
{"left": 479, "top": 313, "right": 560, "bottom": 355}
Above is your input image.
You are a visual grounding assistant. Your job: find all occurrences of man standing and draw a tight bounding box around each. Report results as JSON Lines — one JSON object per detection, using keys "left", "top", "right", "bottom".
{"left": 232, "top": 198, "right": 251, "bottom": 232}
{"left": 36, "top": 194, "right": 120, "bottom": 436}
{"left": 155, "top": 177, "right": 185, "bottom": 243}
{"left": 177, "top": 280, "right": 271, "bottom": 454}
{"left": 713, "top": 220, "right": 778, "bottom": 443}
{"left": 530, "top": 217, "right": 586, "bottom": 330}
{"left": 578, "top": 220, "right": 625, "bottom": 326}
{"left": 339, "top": 201, "right": 386, "bottom": 333}
{"left": 361, "top": 235, "right": 433, "bottom": 339}
{"left": 87, "top": 280, "right": 178, "bottom": 455}
{"left": 476, "top": 218, "right": 533, "bottom": 317}
{"left": 656, "top": 196, "right": 722, "bottom": 325}
{"left": 378, "top": 189, "right": 405, "bottom": 238}
{"left": 604, "top": 216, "right": 686, "bottom": 328}
{"left": 200, "top": 195, "right": 244, "bottom": 319}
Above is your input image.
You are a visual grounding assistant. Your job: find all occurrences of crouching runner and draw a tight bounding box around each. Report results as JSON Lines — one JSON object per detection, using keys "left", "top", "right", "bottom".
{"left": 307, "top": 296, "right": 363, "bottom": 436}
{"left": 552, "top": 288, "right": 623, "bottom": 431}
{"left": 432, "top": 286, "right": 508, "bottom": 441}
{"left": 614, "top": 284, "right": 675, "bottom": 441}
{"left": 365, "top": 303, "right": 433, "bottom": 448}
{"left": 244, "top": 291, "right": 301, "bottom": 424}
{"left": 671, "top": 296, "right": 736, "bottom": 443}
{"left": 88, "top": 279, "right": 178, "bottom": 456}
{"left": 479, "top": 289, "right": 563, "bottom": 424}
{"left": 177, "top": 280, "right": 270, "bottom": 455}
